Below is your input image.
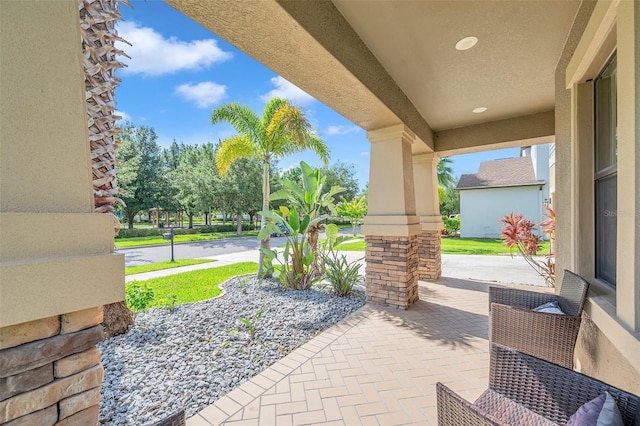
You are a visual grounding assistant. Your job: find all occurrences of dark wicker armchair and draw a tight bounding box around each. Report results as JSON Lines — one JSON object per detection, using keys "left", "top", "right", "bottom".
{"left": 437, "top": 344, "right": 640, "bottom": 426}
{"left": 489, "top": 269, "right": 590, "bottom": 369}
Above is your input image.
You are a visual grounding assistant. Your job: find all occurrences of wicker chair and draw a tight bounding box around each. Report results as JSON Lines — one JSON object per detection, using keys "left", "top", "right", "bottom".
{"left": 437, "top": 344, "right": 640, "bottom": 426}
{"left": 489, "top": 269, "right": 590, "bottom": 369}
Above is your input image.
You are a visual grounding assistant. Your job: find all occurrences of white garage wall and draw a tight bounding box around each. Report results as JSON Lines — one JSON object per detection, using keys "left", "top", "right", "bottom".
{"left": 460, "top": 185, "right": 544, "bottom": 238}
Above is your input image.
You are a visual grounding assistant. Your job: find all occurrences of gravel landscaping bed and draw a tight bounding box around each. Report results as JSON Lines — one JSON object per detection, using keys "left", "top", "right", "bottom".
{"left": 99, "top": 275, "right": 365, "bottom": 425}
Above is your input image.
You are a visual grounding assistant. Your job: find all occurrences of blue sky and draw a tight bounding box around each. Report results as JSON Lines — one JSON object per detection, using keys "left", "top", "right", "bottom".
{"left": 115, "top": 1, "right": 520, "bottom": 190}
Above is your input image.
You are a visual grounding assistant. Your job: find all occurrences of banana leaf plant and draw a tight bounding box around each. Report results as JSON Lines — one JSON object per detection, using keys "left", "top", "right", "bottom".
{"left": 270, "top": 161, "right": 344, "bottom": 276}
{"left": 258, "top": 205, "right": 328, "bottom": 290}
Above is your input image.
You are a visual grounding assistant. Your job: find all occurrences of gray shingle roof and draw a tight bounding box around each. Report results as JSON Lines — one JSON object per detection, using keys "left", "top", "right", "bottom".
{"left": 456, "top": 157, "right": 544, "bottom": 190}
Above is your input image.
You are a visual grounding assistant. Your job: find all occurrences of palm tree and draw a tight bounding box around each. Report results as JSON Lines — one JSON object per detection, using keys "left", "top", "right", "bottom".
{"left": 79, "top": 0, "right": 133, "bottom": 337}
{"left": 212, "top": 98, "right": 330, "bottom": 274}
{"left": 437, "top": 157, "right": 456, "bottom": 188}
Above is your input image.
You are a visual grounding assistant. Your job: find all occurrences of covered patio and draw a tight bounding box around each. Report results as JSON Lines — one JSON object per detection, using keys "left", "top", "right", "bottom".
{"left": 1, "top": 0, "right": 639, "bottom": 424}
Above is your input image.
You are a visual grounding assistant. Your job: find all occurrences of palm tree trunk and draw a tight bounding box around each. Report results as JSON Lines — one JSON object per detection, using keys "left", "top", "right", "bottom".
{"left": 80, "top": 0, "right": 133, "bottom": 337}
{"left": 260, "top": 158, "right": 272, "bottom": 276}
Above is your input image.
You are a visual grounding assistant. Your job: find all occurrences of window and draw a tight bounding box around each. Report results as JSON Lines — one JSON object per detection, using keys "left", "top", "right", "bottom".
{"left": 594, "top": 53, "right": 617, "bottom": 286}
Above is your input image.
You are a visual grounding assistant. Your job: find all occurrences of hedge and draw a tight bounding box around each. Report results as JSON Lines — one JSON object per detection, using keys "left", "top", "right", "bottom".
{"left": 116, "top": 224, "right": 255, "bottom": 239}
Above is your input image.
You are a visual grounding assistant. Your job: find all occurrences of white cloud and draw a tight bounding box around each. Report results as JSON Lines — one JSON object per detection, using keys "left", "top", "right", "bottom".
{"left": 360, "top": 151, "right": 369, "bottom": 156}
{"left": 116, "top": 21, "right": 232, "bottom": 76}
{"left": 114, "top": 110, "right": 131, "bottom": 122}
{"left": 260, "top": 76, "right": 315, "bottom": 106}
{"left": 325, "top": 125, "right": 361, "bottom": 136}
{"left": 175, "top": 81, "right": 227, "bottom": 108}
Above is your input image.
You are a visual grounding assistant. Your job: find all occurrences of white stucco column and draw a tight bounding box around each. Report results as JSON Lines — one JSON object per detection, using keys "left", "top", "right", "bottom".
{"left": 616, "top": 0, "right": 640, "bottom": 331}
{"left": 363, "top": 124, "right": 421, "bottom": 309}
{"left": 413, "top": 153, "right": 443, "bottom": 280}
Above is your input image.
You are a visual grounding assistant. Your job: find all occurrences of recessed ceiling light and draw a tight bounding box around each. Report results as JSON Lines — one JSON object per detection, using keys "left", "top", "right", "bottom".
{"left": 473, "top": 107, "right": 487, "bottom": 113}
{"left": 455, "top": 36, "right": 478, "bottom": 51}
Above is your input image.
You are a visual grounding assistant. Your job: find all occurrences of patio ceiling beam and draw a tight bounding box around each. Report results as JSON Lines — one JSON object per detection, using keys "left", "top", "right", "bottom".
{"left": 166, "top": 0, "right": 435, "bottom": 152}
{"left": 433, "top": 110, "right": 555, "bottom": 156}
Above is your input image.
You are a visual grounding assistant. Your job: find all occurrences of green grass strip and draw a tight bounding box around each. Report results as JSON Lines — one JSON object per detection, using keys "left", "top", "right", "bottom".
{"left": 129, "top": 262, "right": 258, "bottom": 308}
{"left": 125, "top": 259, "right": 217, "bottom": 276}
{"left": 335, "top": 238, "right": 551, "bottom": 256}
{"left": 115, "top": 231, "right": 259, "bottom": 248}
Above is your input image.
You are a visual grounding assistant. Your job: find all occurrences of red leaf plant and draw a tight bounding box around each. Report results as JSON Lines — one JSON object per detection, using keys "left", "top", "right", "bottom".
{"left": 500, "top": 206, "right": 556, "bottom": 287}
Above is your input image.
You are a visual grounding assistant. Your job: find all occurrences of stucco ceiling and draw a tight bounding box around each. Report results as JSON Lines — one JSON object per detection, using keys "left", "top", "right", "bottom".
{"left": 332, "top": 0, "right": 581, "bottom": 132}
{"left": 167, "top": 0, "right": 581, "bottom": 152}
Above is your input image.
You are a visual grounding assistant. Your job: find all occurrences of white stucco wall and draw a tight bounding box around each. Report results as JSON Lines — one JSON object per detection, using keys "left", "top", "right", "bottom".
{"left": 459, "top": 185, "right": 544, "bottom": 238}
{"left": 532, "top": 144, "right": 551, "bottom": 203}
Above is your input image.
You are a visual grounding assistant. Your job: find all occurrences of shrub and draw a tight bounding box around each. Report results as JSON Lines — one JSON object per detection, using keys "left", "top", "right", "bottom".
{"left": 320, "top": 223, "right": 362, "bottom": 297}
{"left": 321, "top": 251, "right": 361, "bottom": 297}
{"left": 443, "top": 217, "right": 460, "bottom": 235}
{"left": 499, "top": 206, "right": 555, "bottom": 287}
{"left": 125, "top": 282, "right": 155, "bottom": 311}
{"left": 116, "top": 223, "right": 253, "bottom": 238}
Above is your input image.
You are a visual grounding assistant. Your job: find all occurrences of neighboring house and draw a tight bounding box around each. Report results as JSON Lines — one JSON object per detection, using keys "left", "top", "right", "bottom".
{"left": 457, "top": 144, "right": 550, "bottom": 238}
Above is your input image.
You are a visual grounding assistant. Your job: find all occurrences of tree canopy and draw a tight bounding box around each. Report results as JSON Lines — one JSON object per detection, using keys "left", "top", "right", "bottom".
{"left": 116, "top": 124, "right": 165, "bottom": 229}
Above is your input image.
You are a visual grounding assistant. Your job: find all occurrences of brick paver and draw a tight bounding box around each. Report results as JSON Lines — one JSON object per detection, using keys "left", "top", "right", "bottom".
{"left": 188, "top": 277, "right": 524, "bottom": 425}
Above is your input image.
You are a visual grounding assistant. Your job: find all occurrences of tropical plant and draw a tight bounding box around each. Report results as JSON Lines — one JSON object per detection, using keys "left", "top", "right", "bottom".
{"left": 213, "top": 98, "right": 330, "bottom": 275}
{"left": 258, "top": 206, "right": 328, "bottom": 290}
{"left": 336, "top": 195, "right": 368, "bottom": 235}
{"left": 499, "top": 206, "right": 556, "bottom": 287}
{"left": 271, "top": 161, "right": 344, "bottom": 275}
{"left": 125, "top": 282, "right": 155, "bottom": 312}
{"left": 320, "top": 224, "right": 362, "bottom": 297}
{"left": 437, "top": 157, "right": 456, "bottom": 188}
{"left": 238, "top": 306, "right": 266, "bottom": 339}
{"left": 79, "top": 0, "right": 133, "bottom": 337}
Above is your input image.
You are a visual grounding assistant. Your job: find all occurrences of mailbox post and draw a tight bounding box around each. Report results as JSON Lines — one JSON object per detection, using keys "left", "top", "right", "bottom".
{"left": 162, "top": 227, "right": 175, "bottom": 262}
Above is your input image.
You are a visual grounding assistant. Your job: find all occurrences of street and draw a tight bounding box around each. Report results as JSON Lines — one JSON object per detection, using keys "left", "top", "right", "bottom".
{"left": 119, "top": 235, "right": 287, "bottom": 266}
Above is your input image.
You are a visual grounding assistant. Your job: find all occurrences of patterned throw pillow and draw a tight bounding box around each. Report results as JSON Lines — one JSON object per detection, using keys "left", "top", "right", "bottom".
{"left": 567, "top": 391, "right": 624, "bottom": 426}
{"left": 532, "top": 300, "right": 565, "bottom": 315}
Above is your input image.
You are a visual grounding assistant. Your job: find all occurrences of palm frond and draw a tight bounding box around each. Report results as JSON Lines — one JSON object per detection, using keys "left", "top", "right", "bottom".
{"left": 306, "top": 135, "right": 330, "bottom": 166}
{"left": 262, "top": 98, "right": 290, "bottom": 125}
{"left": 215, "top": 135, "right": 257, "bottom": 175}
{"left": 266, "top": 104, "right": 330, "bottom": 165}
{"left": 437, "top": 157, "right": 456, "bottom": 188}
{"left": 211, "top": 103, "right": 262, "bottom": 146}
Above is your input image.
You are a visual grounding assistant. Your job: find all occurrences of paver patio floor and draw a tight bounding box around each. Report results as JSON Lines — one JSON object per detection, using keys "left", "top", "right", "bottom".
{"left": 187, "top": 277, "right": 540, "bottom": 425}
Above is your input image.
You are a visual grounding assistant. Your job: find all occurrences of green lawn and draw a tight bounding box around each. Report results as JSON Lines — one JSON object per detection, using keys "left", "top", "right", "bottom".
{"left": 115, "top": 231, "right": 259, "bottom": 248}
{"left": 336, "top": 238, "right": 551, "bottom": 256}
{"left": 125, "top": 259, "right": 216, "bottom": 275}
{"left": 127, "top": 262, "right": 258, "bottom": 309}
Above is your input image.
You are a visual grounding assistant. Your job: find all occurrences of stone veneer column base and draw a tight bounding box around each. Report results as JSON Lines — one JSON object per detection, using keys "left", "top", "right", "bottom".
{"left": 365, "top": 235, "right": 419, "bottom": 309}
{"left": 0, "top": 307, "right": 105, "bottom": 425}
{"left": 418, "top": 230, "right": 442, "bottom": 280}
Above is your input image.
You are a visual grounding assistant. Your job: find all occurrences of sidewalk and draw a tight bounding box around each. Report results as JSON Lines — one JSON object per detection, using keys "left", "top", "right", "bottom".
{"left": 127, "top": 249, "right": 546, "bottom": 287}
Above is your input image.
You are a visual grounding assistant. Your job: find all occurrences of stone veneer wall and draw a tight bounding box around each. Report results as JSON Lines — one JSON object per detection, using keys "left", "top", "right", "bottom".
{"left": 418, "top": 230, "right": 441, "bottom": 280}
{"left": 0, "top": 307, "right": 105, "bottom": 425}
{"left": 365, "top": 235, "right": 419, "bottom": 309}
